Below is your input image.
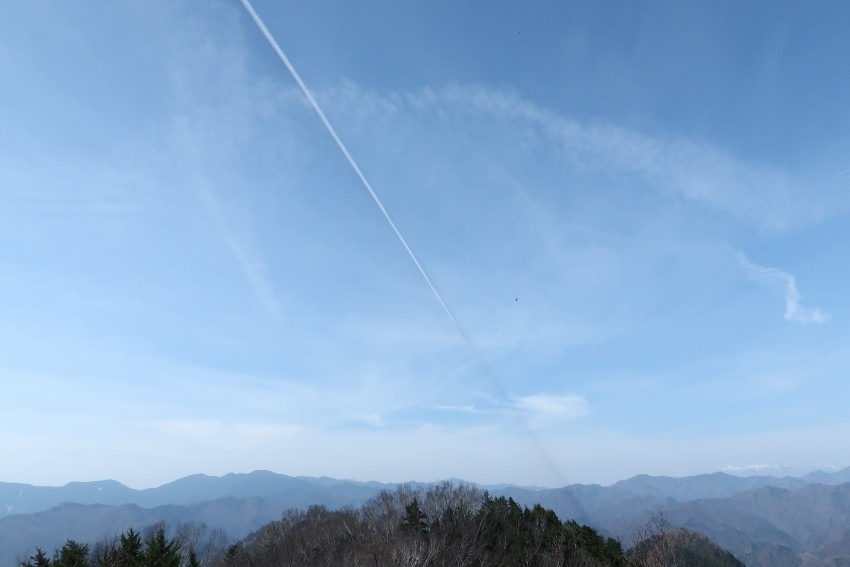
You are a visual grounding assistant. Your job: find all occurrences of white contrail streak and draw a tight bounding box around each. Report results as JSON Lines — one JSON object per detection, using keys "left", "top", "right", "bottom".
{"left": 238, "top": 0, "right": 459, "bottom": 330}
{"left": 238, "top": 0, "right": 564, "bottom": 485}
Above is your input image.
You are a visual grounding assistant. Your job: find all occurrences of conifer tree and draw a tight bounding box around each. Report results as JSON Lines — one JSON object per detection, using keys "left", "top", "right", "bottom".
{"left": 401, "top": 498, "right": 430, "bottom": 536}
{"left": 142, "top": 526, "right": 181, "bottom": 567}
{"left": 118, "top": 528, "right": 144, "bottom": 567}
{"left": 187, "top": 548, "right": 201, "bottom": 567}
{"left": 53, "top": 541, "right": 89, "bottom": 567}
{"left": 19, "top": 547, "right": 52, "bottom": 567}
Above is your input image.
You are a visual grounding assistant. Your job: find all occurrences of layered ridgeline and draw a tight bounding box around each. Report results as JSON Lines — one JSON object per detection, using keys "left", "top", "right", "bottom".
{"left": 17, "top": 483, "right": 742, "bottom": 567}
{"left": 4, "top": 468, "right": 850, "bottom": 566}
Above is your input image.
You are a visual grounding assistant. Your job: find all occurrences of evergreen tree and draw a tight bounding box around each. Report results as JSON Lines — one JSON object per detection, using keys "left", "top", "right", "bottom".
{"left": 401, "top": 498, "right": 430, "bottom": 536}
{"left": 187, "top": 548, "right": 201, "bottom": 567}
{"left": 118, "top": 528, "right": 144, "bottom": 567}
{"left": 19, "top": 547, "right": 52, "bottom": 567}
{"left": 18, "top": 484, "right": 639, "bottom": 567}
{"left": 53, "top": 541, "right": 89, "bottom": 567}
{"left": 142, "top": 526, "right": 181, "bottom": 567}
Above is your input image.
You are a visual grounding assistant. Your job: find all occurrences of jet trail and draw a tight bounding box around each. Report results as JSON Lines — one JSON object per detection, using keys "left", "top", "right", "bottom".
{"left": 238, "top": 0, "right": 564, "bottom": 485}
{"left": 238, "top": 0, "right": 459, "bottom": 331}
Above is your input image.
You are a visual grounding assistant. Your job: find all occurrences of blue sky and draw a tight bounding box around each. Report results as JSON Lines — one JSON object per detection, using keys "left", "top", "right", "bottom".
{"left": 2, "top": 1, "right": 849, "bottom": 488}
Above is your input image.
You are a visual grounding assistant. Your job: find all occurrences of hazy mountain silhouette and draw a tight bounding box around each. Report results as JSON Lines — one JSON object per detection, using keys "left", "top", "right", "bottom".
{"left": 4, "top": 467, "right": 850, "bottom": 567}
{"left": 0, "top": 471, "right": 384, "bottom": 517}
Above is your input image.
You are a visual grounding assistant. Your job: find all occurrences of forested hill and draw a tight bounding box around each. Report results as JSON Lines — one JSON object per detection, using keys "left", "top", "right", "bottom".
{"left": 18, "top": 483, "right": 742, "bottom": 567}
{"left": 8, "top": 470, "right": 850, "bottom": 565}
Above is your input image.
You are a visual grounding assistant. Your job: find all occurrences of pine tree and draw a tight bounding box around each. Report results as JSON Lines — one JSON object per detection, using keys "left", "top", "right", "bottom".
{"left": 142, "top": 526, "right": 181, "bottom": 567}
{"left": 187, "top": 548, "right": 201, "bottom": 567}
{"left": 18, "top": 547, "right": 52, "bottom": 567}
{"left": 118, "top": 528, "right": 143, "bottom": 567}
{"left": 53, "top": 541, "right": 90, "bottom": 567}
{"left": 402, "top": 498, "right": 430, "bottom": 536}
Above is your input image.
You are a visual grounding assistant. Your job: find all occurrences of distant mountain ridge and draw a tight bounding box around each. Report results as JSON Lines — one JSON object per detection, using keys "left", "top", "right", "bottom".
{"left": 6, "top": 467, "right": 850, "bottom": 518}
{"left": 4, "top": 467, "right": 850, "bottom": 567}
{"left": 0, "top": 470, "right": 383, "bottom": 517}
{"left": 667, "top": 482, "right": 850, "bottom": 566}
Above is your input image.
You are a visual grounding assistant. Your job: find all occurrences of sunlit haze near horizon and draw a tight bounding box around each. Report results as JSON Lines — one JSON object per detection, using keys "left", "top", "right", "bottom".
{"left": 2, "top": 1, "right": 850, "bottom": 489}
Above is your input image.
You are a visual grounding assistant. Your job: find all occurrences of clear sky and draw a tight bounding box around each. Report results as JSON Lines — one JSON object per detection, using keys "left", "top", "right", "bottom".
{"left": 2, "top": 1, "right": 849, "bottom": 489}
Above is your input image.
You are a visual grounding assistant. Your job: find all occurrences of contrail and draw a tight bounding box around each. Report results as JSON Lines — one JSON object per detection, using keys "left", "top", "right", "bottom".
{"left": 238, "top": 0, "right": 459, "bottom": 330}
{"left": 238, "top": 0, "right": 565, "bottom": 485}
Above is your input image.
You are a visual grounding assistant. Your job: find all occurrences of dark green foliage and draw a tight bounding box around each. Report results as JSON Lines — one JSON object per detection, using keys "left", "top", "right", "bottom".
{"left": 564, "top": 519, "right": 627, "bottom": 566}
{"left": 119, "top": 528, "right": 144, "bottom": 567}
{"left": 86, "top": 527, "right": 144, "bottom": 567}
{"left": 472, "top": 494, "right": 628, "bottom": 567}
{"left": 53, "top": 541, "right": 90, "bottom": 567}
{"left": 142, "top": 526, "right": 181, "bottom": 567}
{"left": 21, "top": 526, "right": 200, "bottom": 567}
{"left": 20, "top": 484, "right": 741, "bottom": 567}
{"left": 19, "top": 548, "right": 52, "bottom": 567}
{"left": 401, "top": 498, "right": 430, "bottom": 536}
{"left": 215, "top": 483, "right": 630, "bottom": 567}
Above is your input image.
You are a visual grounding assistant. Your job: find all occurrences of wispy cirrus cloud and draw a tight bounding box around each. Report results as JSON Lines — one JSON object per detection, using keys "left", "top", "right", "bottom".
{"left": 197, "top": 180, "right": 284, "bottom": 320}
{"left": 432, "top": 404, "right": 479, "bottom": 413}
{"left": 329, "top": 84, "right": 846, "bottom": 233}
{"left": 738, "top": 253, "right": 827, "bottom": 324}
{"left": 164, "top": 11, "right": 287, "bottom": 321}
{"left": 445, "top": 85, "right": 848, "bottom": 231}
{"left": 171, "top": 112, "right": 284, "bottom": 321}
{"left": 354, "top": 413, "right": 385, "bottom": 427}
{"left": 510, "top": 393, "right": 591, "bottom": 424}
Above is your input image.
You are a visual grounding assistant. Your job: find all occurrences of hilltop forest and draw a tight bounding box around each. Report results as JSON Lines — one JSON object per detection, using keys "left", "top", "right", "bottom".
{"left": 18, "top": 483, "right": 743, "bottom": 567}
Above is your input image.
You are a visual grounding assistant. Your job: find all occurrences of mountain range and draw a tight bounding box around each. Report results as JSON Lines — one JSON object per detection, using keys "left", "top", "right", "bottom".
{"left": 4, "top": 467, "right": 850, "bottom": 566}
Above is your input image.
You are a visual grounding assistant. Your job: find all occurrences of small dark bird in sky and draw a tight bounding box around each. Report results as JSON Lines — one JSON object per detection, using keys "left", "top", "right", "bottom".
{"left": 515, "top": 298, "right": 518, "bottom": 301}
